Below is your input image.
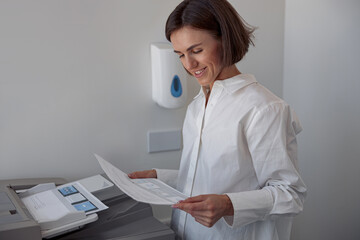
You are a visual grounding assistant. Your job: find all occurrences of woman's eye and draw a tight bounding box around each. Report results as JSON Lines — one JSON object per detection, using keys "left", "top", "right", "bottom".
{"left": 193, "top": 49, "right": 203, "bottom": 54}
{"left": 179, "top": 54, "right": 184, "bottom": 58}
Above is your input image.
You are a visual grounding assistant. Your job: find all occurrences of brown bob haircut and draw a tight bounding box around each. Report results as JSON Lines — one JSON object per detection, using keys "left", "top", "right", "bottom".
{"left": 165, "top": 0, "right": 255, "bottom": 67}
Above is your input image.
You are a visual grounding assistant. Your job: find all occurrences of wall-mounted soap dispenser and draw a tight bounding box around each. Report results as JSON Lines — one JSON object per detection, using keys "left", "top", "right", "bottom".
{"left": 151, "top": 43, "right": 187, "bottom": 109}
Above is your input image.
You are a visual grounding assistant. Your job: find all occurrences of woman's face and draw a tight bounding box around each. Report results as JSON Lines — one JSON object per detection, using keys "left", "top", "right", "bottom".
{"left": 170, "top": 26, "right": 224, "bottom": 89}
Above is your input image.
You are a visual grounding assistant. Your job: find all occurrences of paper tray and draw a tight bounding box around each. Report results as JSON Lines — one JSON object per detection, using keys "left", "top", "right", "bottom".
{"left": 42, "top": 213, "right": 98, "bottom": 239}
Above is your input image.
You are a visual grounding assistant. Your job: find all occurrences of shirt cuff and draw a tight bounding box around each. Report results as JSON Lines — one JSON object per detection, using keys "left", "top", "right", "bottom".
{"left": 224, "top": 189, "right": 273, "bottom": 228}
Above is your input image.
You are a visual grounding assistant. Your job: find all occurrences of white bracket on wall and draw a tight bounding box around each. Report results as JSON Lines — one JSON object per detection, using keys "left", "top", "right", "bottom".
{"left": 147, "top": 130, "right": 182, "bottom": 153}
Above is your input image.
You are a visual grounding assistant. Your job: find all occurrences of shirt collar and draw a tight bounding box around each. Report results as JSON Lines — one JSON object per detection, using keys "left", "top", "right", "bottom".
{"left": 193, "top": 74, "right": 257, "bottom": 99}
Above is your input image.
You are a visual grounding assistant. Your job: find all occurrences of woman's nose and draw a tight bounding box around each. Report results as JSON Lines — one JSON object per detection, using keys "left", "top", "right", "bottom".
{"left": 183, "top": 56, "right": 197, "bottom": 70}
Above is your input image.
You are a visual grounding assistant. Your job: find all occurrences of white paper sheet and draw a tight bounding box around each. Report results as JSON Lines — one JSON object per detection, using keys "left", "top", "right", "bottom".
{"left": 20, "top": 181, "right": 108, "bottom": 222}
{"left": 57, "top": 182, "right": 108, "bottom": 215}
{"left": 19, "top": 182, "right": 104, "bottom": 232}
{"left": 95, "top": 154, "right": 188, "bottom": 205}
{"left": 21, "top": 189, "right": 70, "bottom": 223}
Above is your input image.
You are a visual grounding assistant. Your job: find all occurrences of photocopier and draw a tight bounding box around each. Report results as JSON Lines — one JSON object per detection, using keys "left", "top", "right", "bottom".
{"left": 0, "top": 175, "right": 175, "bottom": 240}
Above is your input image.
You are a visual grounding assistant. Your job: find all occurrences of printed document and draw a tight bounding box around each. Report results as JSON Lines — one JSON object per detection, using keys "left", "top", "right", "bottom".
{"left": 95, "top": 154, "right": 188, "bottom": 205}
{"left": 19, "top": 182, "right": 107, "bottom": 230}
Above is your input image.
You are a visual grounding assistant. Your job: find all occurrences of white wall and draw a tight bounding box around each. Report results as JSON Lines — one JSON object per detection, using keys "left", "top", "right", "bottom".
{"left": 284, "top": 1, "right": 360, "bottom": 239}
{"left": 231, "top": 0, "right": 285, "bottom": 97}
{"left": 0, "top": 0, "right": 190, "bottom": 181}
{"left": 0, "top": 0, "right": 285, "bottom": 221}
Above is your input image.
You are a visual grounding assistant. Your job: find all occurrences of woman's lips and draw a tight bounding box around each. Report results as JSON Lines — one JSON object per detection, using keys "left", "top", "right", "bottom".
{"left": 194, "top": 67, "right": 206, "bottom": 78}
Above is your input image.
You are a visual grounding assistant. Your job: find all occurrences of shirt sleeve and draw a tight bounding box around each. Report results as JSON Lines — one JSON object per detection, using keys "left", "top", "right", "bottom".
{"left": 224, "top": 102, "right": 307, "bottom": 228}
{"left": 153, "top": 169, "right": 179, "bottom": 189}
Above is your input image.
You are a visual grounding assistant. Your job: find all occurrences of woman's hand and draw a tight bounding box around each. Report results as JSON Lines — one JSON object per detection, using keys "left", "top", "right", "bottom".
{"left": 172, "top": 194, "right": 234, "bottom": 227}
{"left": 128, "top": 169, "right": 157, "bottom": 179}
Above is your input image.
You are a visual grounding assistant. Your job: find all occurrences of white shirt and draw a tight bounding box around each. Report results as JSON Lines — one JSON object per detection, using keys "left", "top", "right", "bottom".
{"left": 156, "top": 74, "right": 306, "bottom": 240}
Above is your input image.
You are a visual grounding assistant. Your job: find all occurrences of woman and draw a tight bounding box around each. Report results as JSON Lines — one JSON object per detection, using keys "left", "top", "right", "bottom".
{"left": 129, "top": 0, "right": 306, "bottom": 239}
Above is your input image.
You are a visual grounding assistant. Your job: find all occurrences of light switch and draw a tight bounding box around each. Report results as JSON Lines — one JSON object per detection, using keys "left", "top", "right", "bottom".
{"left": 147, "top": 130, "right": 182, "bottom": 153}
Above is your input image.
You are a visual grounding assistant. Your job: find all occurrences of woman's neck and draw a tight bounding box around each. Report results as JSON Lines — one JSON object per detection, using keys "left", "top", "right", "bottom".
{"left": 217, "top": 65, "right": 241, "bottom": 81}
{"left": 203, "top": 65, "right": 241, "bottom": 106}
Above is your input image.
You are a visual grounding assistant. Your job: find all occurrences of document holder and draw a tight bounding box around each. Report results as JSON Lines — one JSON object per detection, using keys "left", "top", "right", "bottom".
{"left": 18, "top": 183, "right": 98, "bottom": 238}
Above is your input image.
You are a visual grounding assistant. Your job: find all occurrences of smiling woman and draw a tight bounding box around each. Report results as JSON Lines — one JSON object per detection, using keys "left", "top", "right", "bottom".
{"left": 129, "top": 1, "right": 307, "bottom": 239}
{"left": 165, "top": 0, "right": 255, "bottom": 106}
{"left": 171, "top": 27, "right": 226, "bottom": 92}
{"left": 165, "top": 0, "right": 254, "bottom": 67}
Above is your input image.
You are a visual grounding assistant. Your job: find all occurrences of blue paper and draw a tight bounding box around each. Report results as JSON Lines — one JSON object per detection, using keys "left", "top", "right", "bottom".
{"left": 58, "top": 185, "right": 78, "bottom": 196}
{"left": 73, "top": 201, "right": 97, "bottom": 212}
